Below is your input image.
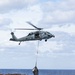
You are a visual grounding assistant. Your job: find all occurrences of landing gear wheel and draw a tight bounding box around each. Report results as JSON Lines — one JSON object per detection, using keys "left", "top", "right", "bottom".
{"left": 45, "top": 39, "right": 47, "bottom": 42}
{"left": 19, "top": 42, "right": 21, "bottom": 45}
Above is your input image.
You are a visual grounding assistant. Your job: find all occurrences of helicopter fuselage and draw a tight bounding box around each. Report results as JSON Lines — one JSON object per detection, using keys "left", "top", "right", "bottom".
{"left": 10, "top": 22, "right": 55, "bottom": 45}
{"left": 10, "top": 31, "right": 55, "bottom": 44}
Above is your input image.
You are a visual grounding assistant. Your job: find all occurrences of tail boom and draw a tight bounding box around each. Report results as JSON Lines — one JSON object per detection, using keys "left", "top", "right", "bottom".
{"left": 10, "top": 32, "right": 18, "bottom": 41}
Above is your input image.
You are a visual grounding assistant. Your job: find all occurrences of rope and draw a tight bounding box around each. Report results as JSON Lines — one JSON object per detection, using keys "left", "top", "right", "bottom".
{"left": 35, "top": 40, "right": 39, "bottom": 67}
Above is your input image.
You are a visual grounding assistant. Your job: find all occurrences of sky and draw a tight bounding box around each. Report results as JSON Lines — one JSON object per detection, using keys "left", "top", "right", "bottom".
{"left": 0, "top": 0, "right": 75, "bottom": 69}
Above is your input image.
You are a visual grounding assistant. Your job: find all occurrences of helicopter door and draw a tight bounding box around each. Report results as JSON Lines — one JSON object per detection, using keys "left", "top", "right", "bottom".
{"left": 35, "top": 32, "right": 39, "bottom": 39}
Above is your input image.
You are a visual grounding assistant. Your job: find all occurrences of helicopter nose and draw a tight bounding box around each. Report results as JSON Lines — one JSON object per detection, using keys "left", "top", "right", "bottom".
{"left": 48, "top": 34, "right": 55, "bottom": 38}
{"left": 52, "top": 34, "right": 55, "bottom": 38}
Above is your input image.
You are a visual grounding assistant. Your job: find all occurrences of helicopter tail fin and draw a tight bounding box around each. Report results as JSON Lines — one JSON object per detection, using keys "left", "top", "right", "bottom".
{"left": 10, "top": 32, "right": 17, "bottom": 41}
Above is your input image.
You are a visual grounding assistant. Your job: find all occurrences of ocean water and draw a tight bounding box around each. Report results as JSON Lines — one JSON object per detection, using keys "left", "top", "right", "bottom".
{"left": 0, "top": 69, "right": 75, "bottom": 75}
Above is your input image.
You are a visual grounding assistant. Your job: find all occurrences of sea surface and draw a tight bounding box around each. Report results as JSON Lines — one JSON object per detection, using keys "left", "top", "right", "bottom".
{"left": 0, "top": 69, "right": 75, "bottom": 75}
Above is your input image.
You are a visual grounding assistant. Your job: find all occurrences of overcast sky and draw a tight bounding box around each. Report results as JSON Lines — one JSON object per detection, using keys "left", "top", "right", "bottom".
{"left": 0, "top": 0, "right": 75, "bottom": 69}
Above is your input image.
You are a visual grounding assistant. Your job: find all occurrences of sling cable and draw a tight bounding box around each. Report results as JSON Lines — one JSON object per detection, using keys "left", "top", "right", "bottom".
{"left": 32, "top": 41, "right": 39, "bottom": 75}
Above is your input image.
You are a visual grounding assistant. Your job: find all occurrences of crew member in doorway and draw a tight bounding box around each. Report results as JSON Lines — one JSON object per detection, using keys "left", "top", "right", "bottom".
{"left": 32, "top": 66, "right": 38, "bottom": 75}
{"left": 35, "top": 32, "right": 40, "bottom": 39}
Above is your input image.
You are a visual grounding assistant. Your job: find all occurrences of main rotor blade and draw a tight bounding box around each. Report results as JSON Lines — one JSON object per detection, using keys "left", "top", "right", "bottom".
{"left": 15, "top": 28, "right": 37, "bottom": 30}
{"left": 26, "top": 21, "right": 43, "bottom": 30}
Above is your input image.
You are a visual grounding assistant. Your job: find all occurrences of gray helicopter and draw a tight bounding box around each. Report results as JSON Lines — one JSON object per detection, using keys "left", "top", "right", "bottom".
{"left": 10, "top": 22, "right": 55, "bottom": 45}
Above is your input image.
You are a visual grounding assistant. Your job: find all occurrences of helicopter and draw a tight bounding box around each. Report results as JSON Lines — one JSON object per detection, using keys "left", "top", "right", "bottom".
{"left": 10, "top": 22, "right": 55, "bottom": 45}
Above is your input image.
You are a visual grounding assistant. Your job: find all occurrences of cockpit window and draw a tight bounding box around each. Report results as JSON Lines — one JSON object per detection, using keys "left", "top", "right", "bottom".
{"left": 44, "top": 32, "right": 46, "bottom": 35}
{"left": 46, "top": 32, "right": 51, "bottom": 35}
{"left": 44, "top": 32, "right": 51, "bottom": 35}
{"left": 28, "top": 33, "right": 33, "bottom": 36}
{"left": 47, "top": 32, "right": 49, "bottom": 34}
